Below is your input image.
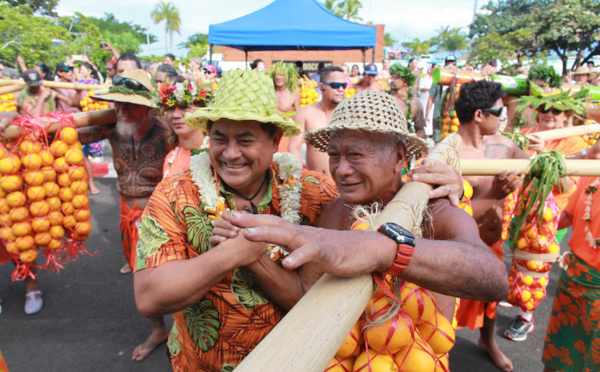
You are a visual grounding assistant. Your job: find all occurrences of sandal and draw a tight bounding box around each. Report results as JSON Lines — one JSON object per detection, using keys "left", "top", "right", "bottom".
{"left": 120, "top": 263, "right": 132, "bottom": 274}
{"left": 25, "top": 291, "right": 43, "bottom": 315}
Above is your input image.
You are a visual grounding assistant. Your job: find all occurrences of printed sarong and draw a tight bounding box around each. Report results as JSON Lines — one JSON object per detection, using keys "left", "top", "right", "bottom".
{"left": 119, "top": 197, "right": 144, "bottom": 270}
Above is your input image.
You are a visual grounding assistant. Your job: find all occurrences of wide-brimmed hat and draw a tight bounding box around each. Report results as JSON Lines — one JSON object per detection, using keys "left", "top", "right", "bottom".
{"left": 185, "top": 69, "right": 299, "bottom": 137}
{"left": 573, "top": 66, "right": 591, "bottom": 76}
{"left": 305, "top": 90, "right": 428, "bottom": 160}
{"left": 92, "top": 69, "right": 155, "bottom": 108}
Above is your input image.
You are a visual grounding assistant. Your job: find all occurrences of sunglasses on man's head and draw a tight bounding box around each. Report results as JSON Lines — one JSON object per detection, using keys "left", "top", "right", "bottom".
{"left": 481, "top": 106, "right": 504, "bottom": 117}
{"left": 113, "top": 75, "right": 149, "bottom": 92}
{"left": 540, "top": 107, "right": 564, "bottom": 115}
{"left": 322, "top": 82, "right": 348, "bottom": 90}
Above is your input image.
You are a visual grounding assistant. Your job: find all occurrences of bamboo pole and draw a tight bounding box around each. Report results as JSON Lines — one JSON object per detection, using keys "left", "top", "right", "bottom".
{"left": 0, "top": 79, "right": 105, "bottom": 90}
{"left": 235, "top": 134, "right": 463, "bottom": 372}
{"left": 1, "top": 109, "right": 116, "bottom": 140}
{"left": 461, "top": 159, "right": 600, "bottom": 176}
{"left": 0, "top": 85, "right": 23, "bottom": 95}
{"left": 534, "top": 124, "right": 600, "bottom": 141}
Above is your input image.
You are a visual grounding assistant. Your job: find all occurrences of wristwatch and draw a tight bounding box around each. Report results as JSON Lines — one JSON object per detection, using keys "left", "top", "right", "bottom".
{"left": 377, "top": 222, "right": 416, "bottom": 276}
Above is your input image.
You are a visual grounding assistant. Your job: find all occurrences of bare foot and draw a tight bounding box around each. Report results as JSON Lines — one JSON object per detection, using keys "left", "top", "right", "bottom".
{"left": 132, "top": 327, "right": 168, "bottom": 361}
{"left": 120, "top": 263, "right": 132, "bottom": 274}
{"left": 478, "top": 337, "right": 513, "bottom": 372}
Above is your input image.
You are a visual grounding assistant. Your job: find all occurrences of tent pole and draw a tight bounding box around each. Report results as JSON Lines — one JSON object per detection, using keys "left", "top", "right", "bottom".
{"left": 209, "top": 44, "right": 213, "bottom": 65}
{"left": 372, "top": 47, "right": 375, "bottom": 63}
{"left": 362, "top": 48, "right": 366, "bottom": 67}
{"left": 245, "top": 50, "right": 248, "bottom": 67}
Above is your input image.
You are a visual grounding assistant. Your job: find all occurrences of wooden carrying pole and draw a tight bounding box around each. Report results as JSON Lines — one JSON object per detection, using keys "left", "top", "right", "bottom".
{"left": 0, "top": 84, "right": 23, "bottom": 95}
{"left": 534, "top": 124, "right": 600, "bottom": 141}
{"left": 235, "top": 134, "right": 463, "bottom": 372}
{"left": 461, "top": 159, "right": 600, "bottom": 176}
{"left": 0, "top": 79, "right": 105, "bottom": 91}
{"left": 1, "top": 109, "right": 116, "bottom": 140}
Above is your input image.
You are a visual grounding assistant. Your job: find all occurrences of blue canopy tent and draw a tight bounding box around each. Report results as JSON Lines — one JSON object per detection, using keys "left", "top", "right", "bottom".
{"left": 208, "top": 0, "right": 377, "bottom": 63}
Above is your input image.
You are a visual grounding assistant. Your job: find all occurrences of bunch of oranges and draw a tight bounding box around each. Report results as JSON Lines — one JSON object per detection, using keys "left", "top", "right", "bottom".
{"left": 298, "top": 78, "right": 319, "bottom": 107}
{"left": 0, "top": 93, "right": 16, "bottom": 112}
{"left": 0, "top": 127, "right": 92, "bottom": 275}
{"left": 345, "top": 88, "right": 356, "bottom": 98}
{"left": 440, "top": 109, "right": 459, "bottom": 140}
{"left": 325, "top": 221, "right": 455, "bottom": 372}
{"left": 80, "top": 91, "right": 109, "bottom": 112}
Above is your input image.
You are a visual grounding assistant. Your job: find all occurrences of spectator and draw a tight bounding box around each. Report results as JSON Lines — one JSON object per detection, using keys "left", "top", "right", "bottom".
{"left": 116, "top": 53, "right": 141, "bottom": 76}
{"left": 203, "top": 65, "right": 218, "bottom": 82}
{"left": 353, "top": 63, "right": 385, "bottom": 93}
{"left": 310, "top": 62, "right": 325, "bottom": 82}
{"left": 250, "top": 58, "right": 265, "bottom": 71}
{"left": 155, "top": 65, "right": 180, "bottom": 85}
{"left": 54, "top": 62, "right": 83, "bottom": 114}
{"left": 350, "top": 64, "right": 361, "bottom": 78}
{"left": 295, "top": 60, "right": 308, "bottom": 79}
{"left": 164, "top": 53, "right": 176, "bottom": 66}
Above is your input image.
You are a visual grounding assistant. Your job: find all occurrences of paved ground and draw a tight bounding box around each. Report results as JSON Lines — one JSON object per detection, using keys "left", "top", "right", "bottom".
{"left": 0, "top": 157, "right": 568, "bottom": 371}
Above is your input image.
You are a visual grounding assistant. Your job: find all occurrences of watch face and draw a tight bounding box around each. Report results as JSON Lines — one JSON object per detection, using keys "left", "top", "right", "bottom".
{"left": 381, "top": 222, "right": 415, "bottom": 246}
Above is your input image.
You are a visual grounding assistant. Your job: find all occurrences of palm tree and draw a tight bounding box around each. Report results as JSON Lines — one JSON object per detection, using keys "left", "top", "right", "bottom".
{"left": 321, "top": 0, "right": 343, "bottom": 16}
{"left": 151, "top": 1, "right": 181, "bottom": 54}
{"left": 338, "top": 0, "right": 363, "bottom": 22}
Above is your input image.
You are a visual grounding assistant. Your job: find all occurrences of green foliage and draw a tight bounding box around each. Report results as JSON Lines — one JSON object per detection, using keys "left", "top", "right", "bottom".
{"left": 183, "top": 33, "right": 209, "bottom": 58}
{"left": 321, "top": 0, "right": 343, "bottom": 16}
{"left": 469, "top": 30, "right": 533, "bottom": 67}
{"left": 384, "top": 33, "right": 397, "bottom": 47}
{"left": 269, "top": 61, "right": 298, "bottom": 92}
{"left": 389, "top": 63, "right": 416, "bottom": 87}
{"left": 401, "top": 38, "right": 430, "bottom": 56}
{"left": 528, "top": 65, "right": 563, "bottom": 88}
{"left": 5, "top": 0, "right": 58, "bottom": 16}
{"left": 151, "top": 1, "right": 181, "bottom": 54}
{"left": 431, "top": 26, "right": 468, "bottom": 54}
{"left": 338, "top": 0, "right": 363, "bottom": 22}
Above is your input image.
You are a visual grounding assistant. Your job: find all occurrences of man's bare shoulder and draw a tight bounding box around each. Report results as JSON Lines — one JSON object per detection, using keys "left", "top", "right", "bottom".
{"left": 298, "top": 103, "right": 328, "bottom": 131}
{"left": 483, "top": 134, "right": 523, "bottom": 159}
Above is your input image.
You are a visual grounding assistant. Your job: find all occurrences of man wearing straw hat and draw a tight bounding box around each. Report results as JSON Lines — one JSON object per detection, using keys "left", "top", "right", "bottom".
{"left": 572, "top": 66, "right": 594, "bottom": 85}
{"left": 79, "top": 68, "right": 171, "bottom": 362}
{"left": 132, "top": 70, "right": 471, "bottom": 371}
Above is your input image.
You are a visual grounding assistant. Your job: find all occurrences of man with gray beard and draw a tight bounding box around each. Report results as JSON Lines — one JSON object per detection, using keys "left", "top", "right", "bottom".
{"left": 79, "top": 69, "right": 171, "bottom": 362}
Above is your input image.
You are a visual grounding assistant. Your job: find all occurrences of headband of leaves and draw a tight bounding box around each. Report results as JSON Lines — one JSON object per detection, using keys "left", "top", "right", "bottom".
{"left": 389, "top": 63, "right": 416, "bottom": 87}
{"left": 269, "top": 61, "right": 299, "bottom": 92}
{"left": 514, "top": 82, "right": 589, "bottom": 121}
{"left": 155, "top": 80, "right": 214, "bottom": 109}
{"left": 527, "top": 65, "right": 563, "bottom": 88}
{"left": 108, "top": 85, "right": 154, "bottom": 99}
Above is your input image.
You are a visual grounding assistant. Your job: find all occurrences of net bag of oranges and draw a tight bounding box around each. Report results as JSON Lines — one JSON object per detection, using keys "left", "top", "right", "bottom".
{"left": 324, "top": 220, "right": 454, "bottom": 372}
{"left": 505, "top": 151, "right": 564, "bottom": 312}
{"left": 0, "top": 112, "right": 93, "bottom": 280}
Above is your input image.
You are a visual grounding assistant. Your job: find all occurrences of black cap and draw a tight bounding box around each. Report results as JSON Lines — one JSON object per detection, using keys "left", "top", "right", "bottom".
{"left": 56, "top": 62, "right": 73, "bottom": 72}
{"left": 364, "top": 63, "right": 378, "bottom": 75}
{"left": 23, "top": 69, "right": 42, "bottom": 87}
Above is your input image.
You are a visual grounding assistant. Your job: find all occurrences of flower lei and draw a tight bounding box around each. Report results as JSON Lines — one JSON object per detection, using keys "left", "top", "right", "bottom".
{"left": 190, "top": 151, "right": 302, "bottom": 261}
{"left": 584, "top": 178, "right": 600, "bottom": 249}
{"left": 156, "top": 80, "right": 214, "bottom": 108}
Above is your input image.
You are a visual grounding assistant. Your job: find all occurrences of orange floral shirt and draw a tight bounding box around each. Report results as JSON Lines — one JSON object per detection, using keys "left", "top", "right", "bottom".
{"left": 134, "top": 162, "right": 337, "bottom": 372}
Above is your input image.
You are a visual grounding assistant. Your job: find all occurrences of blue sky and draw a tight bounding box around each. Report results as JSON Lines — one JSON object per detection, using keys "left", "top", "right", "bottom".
{"left": 56, "top": 0, "right": 485, "bottom": 57}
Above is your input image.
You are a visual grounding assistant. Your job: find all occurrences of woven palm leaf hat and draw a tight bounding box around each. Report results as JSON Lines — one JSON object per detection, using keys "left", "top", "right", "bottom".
{"left": 305, "top": 90, "right": 428, "bottom": 161}
{"left": 92, "top": 69, "right": 155, "bottom": 108}
{"left": 185, "top": 68, "right": 300, "bottom": 136}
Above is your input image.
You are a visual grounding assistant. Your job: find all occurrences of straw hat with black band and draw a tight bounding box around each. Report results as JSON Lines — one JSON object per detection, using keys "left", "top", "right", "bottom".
{"left": 184, "top": 68, "right": 299, "bottom": 137}
{"left": 92, "top": 69, "right": 156, "bottom": 108}
{"left": 305, "top": 90, "right": 428, "bottom": 161}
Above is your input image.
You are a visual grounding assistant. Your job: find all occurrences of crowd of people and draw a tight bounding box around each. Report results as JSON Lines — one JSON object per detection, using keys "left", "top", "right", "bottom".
{"left": 1, "top": 46, "right": 600, "bottom": 372}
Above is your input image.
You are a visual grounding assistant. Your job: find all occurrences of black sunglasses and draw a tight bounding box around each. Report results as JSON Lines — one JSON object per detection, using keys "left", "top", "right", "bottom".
{"left": 540, "top": 107, "right": 564, "bottom": 115}
{"left": 481, "top": 107, "right": 504, "bottom": 117}
{"left": 322, "top": 82, "right": 348, "bottom": 90}
{"left": 59, "top": 67, "right": 74, "bottom": 72}
{"left": 113, "top": 75, "right": 149, "bottom": 91}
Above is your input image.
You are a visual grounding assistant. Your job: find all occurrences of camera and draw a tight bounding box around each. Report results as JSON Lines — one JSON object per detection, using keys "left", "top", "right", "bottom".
{"left": 100, "top": 42, "right": 107, "bottom": 48}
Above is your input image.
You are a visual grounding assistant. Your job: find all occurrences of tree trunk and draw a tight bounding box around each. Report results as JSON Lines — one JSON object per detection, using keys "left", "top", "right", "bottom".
{"left": 165, "top": 29, "right": 168, "bottom": 54}
{"left": 170, "top": 32, "right": 173, "bottom": 54}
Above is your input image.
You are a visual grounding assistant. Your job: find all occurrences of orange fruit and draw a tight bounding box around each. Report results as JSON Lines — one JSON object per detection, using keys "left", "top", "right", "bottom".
{"left": 521, "top": 289, "right": 532, "bottom": 302}
{"left": 72, "top": 195, "right": 89, "bottom": 209}
{"left": 21, "top": 153, "right": 42, "bottom": 170}
{"left": 53, "top": 156, "right": 68, "bottom": 170}
{"left": 326, "top": 356, "right": 355, "bottom": 372}
{"left": 416, "top": 312, "right": 456, "bottom": 355}
{"left": 539, "top": 277, "right": 548, "bottom": 287}
{"left": 61, "top": 202, "right": 75, "bottom": 215}
{"left": 70, "top": 142, "right": 83, "bottom": 152}
{"left": 30, "top": 200, "right": 50, "bottom": 217}
{"left": 64, "top": 148, "right": 84, "bottom": 166}
{"left": 532, "top": 235, "right": 548, "bottom": 251}
{"left": 0, "top": 213, "right": 13, "bottom": 227}
{"left": 59, "top": 187, "right": 74, "bottom": 202}
{"left": 23, "top": 171, "right": 44, "bottom": 186}
{"left": 73, "top": 232, "right": 89, "bottom": 241}
{"left": 463, "top": 180, "right": 473, "bottom": 199}
{"left": 26, "top": 185, "right": 46, "bottom": 201}
{"left": 336, "top": 321, "right": 362, "bottom": 359}
{"left": 40, "top": 166, "right": 57, "bottom": 182}
{"left": 0, "top": 156, "right": 21, "bottom": 174}
{"left": 0, "top": 226, "right": 15, "bottom": 241}
{"left": 47, "top": 211, "right": 63, "bottom": 226}
{"left": 0, "top": 187, "right": 7, "bottom": 198}
{"left": 543, "top": 207, "right": 554, "bottom": 222}
{"left": 20, "top": 140, "right": 42, "bottom": 154}
{"left": 365, "top": 313, "right": 414, "bottom": 354}
{"left": 16, "top": 235, "right": 35, "bottom": 251}
{"left": 5, "top": 241, "right": 19, "bottom": 255}
{"left": 393, "top": 334, "right": 436, "bottom": 371}
{"left": 67, "top": 166, "right": 86, "bottom": 181}
{"left": 50, "top": 140, "right": 69, "bottom": 157}
{"left": 9, "top": 206, "right": 29, "bottom": 222}
{"left": 533, "top": 289, "right": 545, "bottom": 300}
{"left": 0, "top": 175, "right": 24, "bottom": 192}
{"left": 74, "top": 222, "right": 91, "bottom": 235}
{"left": 6, "top": 191, "right": 26, "bottom": 207}
{"left": 74, "top": 209, "right": 91, "bottom": 222}
{"left": 19, "top": 248, "right": 37, "bottom": 263}
{"left": 400, "top": 284, "right": 435, "bottom": 324}
{"left": 0, "top": 198, "right": 10, "bottom": 213}
{"left": 47, "top": 239, "right": 62, "bottom": 250}
{"left": 40, "top": 150, "right": 54, "bottom": 167}
{"left": 49, "top": 225, "right": 65, "bottom": 239}
{"left": 366, "top": 289, "right": 392, "bottom": 319}
{"left": 70, "top": 180, "right": 88, "bottom": 195}
{"left": 63, "top": 215, "right": 77, "bottom": 228}
{"left": 31, "top": 218, "right": 51, "bottom": 233}
{"left": 59, "top": 127, "right": 79, "bottom": 145}
{"left": 12, "top": 221, "right": 31, "bottom": 237}
{"left": 354, "top": 349, "right": 398, "bottom": 372}
{"left": 57, "top": 173, "right": 72, "bottom": 187}
{"left": 34, "top": 232, "right": 52, "bottom": 246}
{"left": 46, "top": 197, "right": 61, "bottom": 212}
{"left": 43, "top": 182, "right": 60, "bottom": 197}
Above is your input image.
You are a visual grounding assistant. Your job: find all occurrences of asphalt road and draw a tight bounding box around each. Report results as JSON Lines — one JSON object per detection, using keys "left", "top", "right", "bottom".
{"left": 0, "top": 174, "right": 568, "bottom": 372}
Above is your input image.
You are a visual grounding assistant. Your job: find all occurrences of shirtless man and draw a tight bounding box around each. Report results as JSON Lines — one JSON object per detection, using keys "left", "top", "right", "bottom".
{"left": 354, "top": 63, "right": 385, "bottom": 93}
{"left": 289, "top": 66, "right": 346, "bottom": 176}
{"left": 80, "top": 69, "right": 170, "bottom": 363}
{"left": 455, "top": 80, "right": 529, "bottom": 372}
{"left": 389, "top": 63, "right": 426, "bottom": 138}
{"left": 270, "top": 62, "right": 301, "bottom": 153}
